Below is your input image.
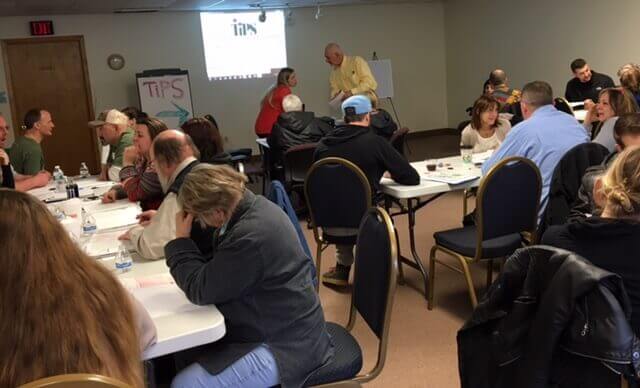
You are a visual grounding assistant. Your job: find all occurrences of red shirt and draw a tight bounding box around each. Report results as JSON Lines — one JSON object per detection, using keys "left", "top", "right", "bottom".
{"left": 255, "top": 85, "right": 291, "bottom": 137}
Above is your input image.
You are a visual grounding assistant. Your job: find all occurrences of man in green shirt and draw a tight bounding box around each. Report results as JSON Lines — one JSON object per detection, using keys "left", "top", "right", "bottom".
{"left": 88, "top": 109, "right": 133, "bottom": 182}
{"left": 9, "top": 108, "right": 54, "bottom": 175}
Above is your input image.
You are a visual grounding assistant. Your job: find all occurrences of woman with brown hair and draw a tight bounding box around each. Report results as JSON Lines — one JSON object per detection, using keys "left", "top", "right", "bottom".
{"left": 584, "top": 87, "right": 639, "bottom": 151}
{"left": 0, "top": 189, "right": 156, "bottom": 387}
{"left": 181, "top": 117, "right": 230, "bottom": 165}
{"left": 618, "top": 63, "right": 640, "bottom": 105}
{"left": 543, "top": 146, "right": 640, "bottom": 334}
{"left": 254, "top": 67, "right": 297, "bottom": 137}
{"left": 102, "top": 117, "right": 168, "bottom": 210}
{"left": 461, "top": 95, "right": 512, "bottom": 153}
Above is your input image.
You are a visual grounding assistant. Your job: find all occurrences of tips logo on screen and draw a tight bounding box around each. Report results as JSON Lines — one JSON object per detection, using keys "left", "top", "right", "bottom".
{"left": 232, "top": 19, "right": 257, "bottom": 36}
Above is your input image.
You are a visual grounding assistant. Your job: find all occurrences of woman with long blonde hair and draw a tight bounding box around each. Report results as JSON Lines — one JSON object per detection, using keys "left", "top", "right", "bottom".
{"left": 254, "top": 67, "right": 297, "bottom": 137}
{"left": 0, "top": 190, "right": 155, "bottom": 387}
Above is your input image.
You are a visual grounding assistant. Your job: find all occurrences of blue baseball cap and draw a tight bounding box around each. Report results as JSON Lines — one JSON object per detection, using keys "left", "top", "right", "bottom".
{"left": 342, "top": 95, "right": 372, "bottom": 116}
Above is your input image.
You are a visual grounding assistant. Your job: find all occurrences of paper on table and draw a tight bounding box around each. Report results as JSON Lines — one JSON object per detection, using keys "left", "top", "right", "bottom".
{"left": 93, "top": 206, "right": 140, "bottom": 230}
{"left": 421, "top": 168, "right": 480, "bottom": 185}
{"left": 472, "top": 150, "right": 494, "bottom": 164}
{"left": 119, "top": 274, "right": 175, "bottom": 292}
{"left": 83, "top": 229, "right": 127, "bottom": 257}
{"left": 329, "top": 91, "right": 345, "bottom": 110}
{"left": 129, "top": 284, "right": 199, "bottom": 319}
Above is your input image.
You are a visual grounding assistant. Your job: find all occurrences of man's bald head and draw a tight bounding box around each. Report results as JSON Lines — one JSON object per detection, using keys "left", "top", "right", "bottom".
{"left": 489, "top": 69, "right": 507, "bottom": 87}
{"left": 324, "top": 43, "right": 344, "bottom": 67}
{"left": 151, "top": 130, "right": 197, "bottom": 167}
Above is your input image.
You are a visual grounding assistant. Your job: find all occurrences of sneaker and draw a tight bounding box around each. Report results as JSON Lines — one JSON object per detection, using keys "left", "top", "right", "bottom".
{"left": 322, "top": 264, "right": 350, "bottom": 286}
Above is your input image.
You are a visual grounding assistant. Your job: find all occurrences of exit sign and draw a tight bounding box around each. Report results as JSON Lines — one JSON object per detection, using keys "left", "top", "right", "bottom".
{"left": 30, "top": 20, "right": 54, "bottom": 36}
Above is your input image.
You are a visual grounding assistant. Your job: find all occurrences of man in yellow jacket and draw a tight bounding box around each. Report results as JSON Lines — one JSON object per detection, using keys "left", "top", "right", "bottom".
{"left": 325, "top": 43, "right": 378, "bottom": 106}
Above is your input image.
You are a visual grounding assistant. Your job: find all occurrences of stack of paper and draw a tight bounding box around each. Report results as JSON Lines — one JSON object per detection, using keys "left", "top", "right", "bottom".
{"left": 83, "top": 229, "right": 127, "bottom": 258}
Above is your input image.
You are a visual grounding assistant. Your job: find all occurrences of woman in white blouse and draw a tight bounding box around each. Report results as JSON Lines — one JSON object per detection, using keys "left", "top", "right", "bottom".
{"left": 461, "top": 95, "right": 512, "bottom": 153}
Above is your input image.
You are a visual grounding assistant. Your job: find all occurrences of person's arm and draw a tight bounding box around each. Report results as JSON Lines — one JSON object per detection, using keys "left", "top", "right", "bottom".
{"left": 1, "top": 164, "right": 14, "bottom": 189}
{"left": 121, "top": 165, "right": 163, "bottom": 203}
{"left": 127, "top": 194, "right": 179, "bottom": 260}
{"left": 565, "top": 80, "right": 578, "bottom": 102}
{"left": 14, "top": 171, "right": 50, "bottom": 191}
{"left": 129, "top": 295, "right": 157, "bottom": 352}
{"left": 460, "top": 126, "right": 476, "bottom": 148}
{"left": 351, "top": 57, "right": 378, "bottom": 95}
{"left": 378, "top": 139, "right": 420, "bottom": 185}
{"left": 166, "top": 234, "right": 263, "bottom": 306}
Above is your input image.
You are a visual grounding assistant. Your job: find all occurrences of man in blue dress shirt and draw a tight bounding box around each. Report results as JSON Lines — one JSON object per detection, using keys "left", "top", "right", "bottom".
{"left": 482, "top": 81, "right": 589, "bottom": 218}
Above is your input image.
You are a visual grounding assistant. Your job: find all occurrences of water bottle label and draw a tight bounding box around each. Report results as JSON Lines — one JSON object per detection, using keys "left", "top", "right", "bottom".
{"left": 116, "top": 260, "right": 132, "bottom": 270}
{"left": 83, "top": 224, "right": 97, "bottom": 234}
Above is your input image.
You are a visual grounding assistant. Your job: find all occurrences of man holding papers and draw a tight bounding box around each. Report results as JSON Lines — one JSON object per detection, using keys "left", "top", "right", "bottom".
{"left": 325, "top": 43, "right": 378, "bottom": 106}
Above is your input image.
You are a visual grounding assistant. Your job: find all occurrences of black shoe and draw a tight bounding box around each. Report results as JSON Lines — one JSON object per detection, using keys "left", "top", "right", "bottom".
{"left": 321, "top": 264, "right": 351, "bottom": 286}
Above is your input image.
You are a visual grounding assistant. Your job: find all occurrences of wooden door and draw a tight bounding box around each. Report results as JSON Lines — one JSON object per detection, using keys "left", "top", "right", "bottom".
{"left": 2, "top": 36, "right": 98, "bottom": 173}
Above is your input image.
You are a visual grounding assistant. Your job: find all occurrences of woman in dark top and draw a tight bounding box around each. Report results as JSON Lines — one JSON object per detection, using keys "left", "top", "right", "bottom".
{"left": 543, "top": 146, "right": 640, "bottom": 334}
{"left": 166, "top": 164, "right": 333, "bottom": 388}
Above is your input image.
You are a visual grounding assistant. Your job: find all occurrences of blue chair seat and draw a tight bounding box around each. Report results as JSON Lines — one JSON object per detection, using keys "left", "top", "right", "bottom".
{"left": 434, "top": 226, "right": 523, "bottom": 258}
{"left": 305, "top": 322, "right": 363, "bottom": 386}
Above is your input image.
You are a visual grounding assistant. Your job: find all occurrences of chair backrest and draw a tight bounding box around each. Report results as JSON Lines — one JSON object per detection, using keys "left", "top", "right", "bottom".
{"left": 476, "top": 157, "right": 542, "bottom": 250}
{"left": 305, "top": 157, "right": 372, "bottom": 232}
{"left": 283, "top": 142, "right": 317, "bottom": 186}
{"left": 554, "top": 97, "right": 575, "bottom": 115}
{"left": 20, "top": 374, "right": 131, "bottom": 388}
{"left": 542, "top": 142, "right": 610, "bottom": 229}
{"left": 389, "top": 127, "right": 409, "bottom": 156}
{"left": 348, "top": 207, "right": 398, "bottom": 381}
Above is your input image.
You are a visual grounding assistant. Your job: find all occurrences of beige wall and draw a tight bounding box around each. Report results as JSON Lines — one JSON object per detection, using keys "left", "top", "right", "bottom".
{"left": 444, "top": 0, "right": 640, "bottom": 126}
{"left": 0, "top": 2, "right": 447, "bottom": 150}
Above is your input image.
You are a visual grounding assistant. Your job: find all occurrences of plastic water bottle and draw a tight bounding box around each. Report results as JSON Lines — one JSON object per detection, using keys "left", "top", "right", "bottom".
{"left": 115, "top": 244, "right": 133, "bottom": 273}
{"left": 53, "top": 165, "right": 66, "bottom": 193}
{"left": 79, "top": 162, "right": 90, "bottom": 178}
{"left": 81, "top": 207, "right": 97, "bottom": 235}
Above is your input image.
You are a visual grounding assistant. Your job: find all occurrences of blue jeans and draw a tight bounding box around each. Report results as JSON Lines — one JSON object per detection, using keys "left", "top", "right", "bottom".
{"left": 171, "top": 344, "right": 280, "bottom": 388}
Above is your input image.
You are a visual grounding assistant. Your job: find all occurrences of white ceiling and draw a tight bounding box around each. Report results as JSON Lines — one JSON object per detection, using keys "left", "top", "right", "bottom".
{"left": 0, "top": 0, "right": 433, "bottom": 14}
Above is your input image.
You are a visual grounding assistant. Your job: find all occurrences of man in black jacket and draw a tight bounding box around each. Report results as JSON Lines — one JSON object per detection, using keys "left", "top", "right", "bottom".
{"left": 565, "top": 58, "right": 615, "bottom": 104}
{"left": 267, "top": 94, "right": 333, "bottom": 168}
{"left": 314, "top": 95, "right": 419, "bottom": 286}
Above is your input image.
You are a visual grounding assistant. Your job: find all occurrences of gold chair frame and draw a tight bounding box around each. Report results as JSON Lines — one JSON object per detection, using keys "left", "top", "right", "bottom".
{"left": 314, "top": 207, "right": 398, "bottom": 386}
{"left": 428, "top": 157, "right": 541, "bottom": 309}
{"left": 304, "top": 157, "right": 372, "bottom": 292}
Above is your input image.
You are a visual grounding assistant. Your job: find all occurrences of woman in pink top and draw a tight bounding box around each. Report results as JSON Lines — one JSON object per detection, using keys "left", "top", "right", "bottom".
{"left": 255, "top": 68, "right": 297, "bottom": 137}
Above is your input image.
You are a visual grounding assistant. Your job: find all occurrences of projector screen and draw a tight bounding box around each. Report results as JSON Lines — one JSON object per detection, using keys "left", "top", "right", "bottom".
{"left": 200, "top": 11, "right": 288, "bottom": 80}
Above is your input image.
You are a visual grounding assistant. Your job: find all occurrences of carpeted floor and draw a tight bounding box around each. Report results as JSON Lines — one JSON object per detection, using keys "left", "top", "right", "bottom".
{"left": 302, "top": 191, "right": 488, "bottom": 388}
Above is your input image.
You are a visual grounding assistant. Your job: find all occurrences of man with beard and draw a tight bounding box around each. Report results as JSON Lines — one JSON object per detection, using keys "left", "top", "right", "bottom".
{"left": 88, "top": 109, "right": 133, "bottom": 181}
{"left": 0, "top": 113, "right": 50, "bottom": 190}
{"left": 119, "top": 130, "right": 201, "bottom": 260}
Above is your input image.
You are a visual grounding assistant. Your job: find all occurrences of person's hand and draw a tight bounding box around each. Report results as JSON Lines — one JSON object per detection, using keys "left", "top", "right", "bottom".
{"left": 0, "top": 149, "right": 9, "bottom": 166}
{"left": 118, "top": 229, "right": 131, "bottom": 241}
{"left": 123, "top": 146, "right": 139, "bottom": 166}
{"left": 102, "top": 189, "right": 117, "bottom": 204}
{"left": 584, "top": 103, "right": 599, "bottom": 126}
{"left": 175, "top": 210, "right": 194, "bottom": 239}
{"left": 98, "top": 166, "right": 108, "bottom": 181}
{"left": 342, "top": 90, "right": 353, "bottom": 100}
{"left": 383, "top": 171, "right": 391, "bottom": 179}
{"left": 136, "top": 210, "right": 157, "bottom": 226}
{"left": 583, "top": 99, "right": 595, "bottom": 111}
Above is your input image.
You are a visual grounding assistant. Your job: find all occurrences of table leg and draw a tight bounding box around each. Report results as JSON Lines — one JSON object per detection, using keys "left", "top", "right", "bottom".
{"left": 406, "top": 198, "right": 429, "bottom": 298}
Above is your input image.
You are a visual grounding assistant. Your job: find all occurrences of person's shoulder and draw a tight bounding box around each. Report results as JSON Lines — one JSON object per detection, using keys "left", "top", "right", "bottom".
{"left": 593, "top": 71, "right": 614, "bottom": 82}
{"left": 541, "top": 223, "right": 572, "bottom": 247}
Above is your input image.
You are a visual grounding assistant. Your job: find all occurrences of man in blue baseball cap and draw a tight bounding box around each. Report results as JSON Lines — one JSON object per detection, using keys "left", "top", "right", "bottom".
{"left": 313, "top": 95, "right": 419, "bottom": 287}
